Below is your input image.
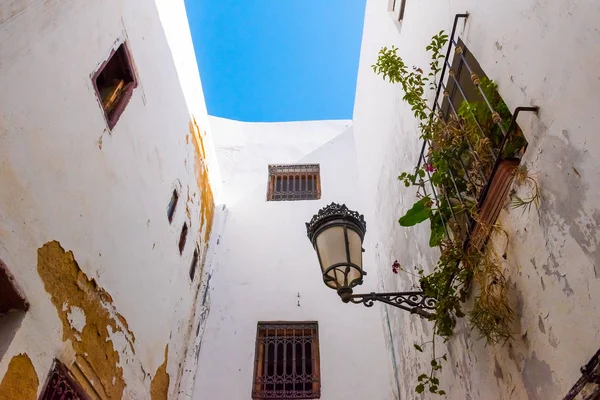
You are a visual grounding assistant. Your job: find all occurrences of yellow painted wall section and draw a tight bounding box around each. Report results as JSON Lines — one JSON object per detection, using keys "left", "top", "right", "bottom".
{"left": 37, "top": 241, "right": 136, "bottom": 399}
{"left": 150, "top": 345, "right": 169, "bottom": 400}
{"left": 0, "top": 354, "right": 38, "bottom": 400}
{"left": 189, "top": 117, "right": 215, "bottom": 244}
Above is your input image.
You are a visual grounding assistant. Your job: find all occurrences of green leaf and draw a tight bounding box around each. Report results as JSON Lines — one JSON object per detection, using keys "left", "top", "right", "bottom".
{"left": 414, "top": 344, "right": 423, "bottom": 352}
{"left": 415, "top": 384, "right": 425, "bottom": 394}
{"left": 399, "top": 197, "right": 431, "bottom": 227}
{"left": 430, "top": 386, "right": 438, "bottom": 393}
{"left": 418, "top": 373, "right": 428, "bottom": 381}
{"left": 431, "top": 377, "right": 439, "bottom": 385}
{"left": 431, "top": 359, "right": 437, "bottom": 367}
{"left": 429, "top": 212, "right": 445, "bottom": 247}
{"left": 438, "top": 390, "right": 446, "bottom": 395}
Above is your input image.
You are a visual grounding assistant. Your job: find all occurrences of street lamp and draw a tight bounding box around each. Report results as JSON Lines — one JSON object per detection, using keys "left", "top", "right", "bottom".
{"left": 306, "top": 203, "right": 436, "bottom": 318}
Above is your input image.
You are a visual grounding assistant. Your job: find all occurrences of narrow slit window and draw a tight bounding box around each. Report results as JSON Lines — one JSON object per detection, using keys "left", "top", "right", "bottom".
{"left": 252, "top": 322, "right": 320, "bottom": 399}
{"left": 392, "top": 0, "right": 407, "bottom": 21}
{"left": 167, "top": 190, "right": 179, "bottom": 224}
{"left": 267, "top": 165, "right": 321, "bottom": 201}
{"left": 92, "top": 42, "right": 137, "bottom": 130}
{"left": 189, "top": 247, "right": 199, "bottom": 281}
{"left": 179, "top": 222, "right": 188, "bottom": 254}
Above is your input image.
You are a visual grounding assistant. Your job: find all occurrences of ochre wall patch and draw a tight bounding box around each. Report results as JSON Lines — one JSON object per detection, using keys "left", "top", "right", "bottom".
{"left": 150, "top": 345, "right": 169, "bottom": 400}
{"left": 37, "top": 241, "right": 135, "bottom": 399}
{"left": 0, "top": 353, "right": 38, "bottom": 400}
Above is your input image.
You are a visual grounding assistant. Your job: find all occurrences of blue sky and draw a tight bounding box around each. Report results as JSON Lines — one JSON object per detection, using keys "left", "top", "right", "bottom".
{"left": 184, "top": 0, "right": 367, "bottom": 122}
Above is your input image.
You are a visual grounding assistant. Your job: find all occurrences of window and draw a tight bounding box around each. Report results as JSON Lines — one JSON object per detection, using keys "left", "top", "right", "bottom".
{"left": 92, "top": 42, "right": 137, "bottom": 130}
{"left": 179, "top": 222, "right": 188, "bottom": 255}
{"left": 267, "top": 165, "right": 321, "bottom": 201}
{"left": 167, "top": 189, "right": 179, "bottom": 224}
{"left": 391, "top": 0, "right": 406, "bottom": 21}
{"left": 39, "top": 360, "right": 89, "bottom": 400}
{"left": 0, "top": 259, "right": 27, "bottom": 359}
{"left": 189, "top": 247, "right": 199, "bottom": 281}
{"left": 252, "top": 322, "right": 320, "bottom": 399}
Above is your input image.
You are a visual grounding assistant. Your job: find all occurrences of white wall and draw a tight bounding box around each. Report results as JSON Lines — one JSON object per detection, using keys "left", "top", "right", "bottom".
{"left": 0, "top": 0, "right": 221, "bottom": 398}
{"left": 193, "top": 120, "right": 394, "bottom": 400}
{"left": 353, "top": 0, "right": 600, "bottom": 399}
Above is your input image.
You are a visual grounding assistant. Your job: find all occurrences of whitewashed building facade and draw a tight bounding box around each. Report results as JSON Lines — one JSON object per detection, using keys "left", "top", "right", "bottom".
{"left": 2, "top": 0, "right": 600, "bottom": 399}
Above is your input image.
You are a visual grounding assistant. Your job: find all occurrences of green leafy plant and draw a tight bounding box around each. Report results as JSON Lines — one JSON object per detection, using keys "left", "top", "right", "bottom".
{"left": 374, "top": 29, "right": 541, "bottom": 396}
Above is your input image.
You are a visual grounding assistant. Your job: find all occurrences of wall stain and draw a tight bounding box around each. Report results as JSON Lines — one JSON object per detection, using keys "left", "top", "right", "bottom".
{"left": 0, "top": 354, "right": 38, "bottom": 400}
{"left": 150, "top": 345, "right": 169, "bottom": 400}
{"left": 189, "top": 117, "right": 215, "bottom": 245}
{"left": 37, "top": 241, "right": 135, "bottom": 399}
{"left": 521, "top": 351, "right": 556, "bottom": 400}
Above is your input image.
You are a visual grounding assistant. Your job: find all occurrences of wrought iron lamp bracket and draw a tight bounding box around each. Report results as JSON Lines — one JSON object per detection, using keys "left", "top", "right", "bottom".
{"left": 347, "top": 291, "right": 437, "bottom": 319}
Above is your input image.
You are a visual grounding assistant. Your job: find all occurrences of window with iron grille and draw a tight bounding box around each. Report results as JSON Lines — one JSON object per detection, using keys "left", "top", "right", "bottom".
{"left": 39, "top": 360, "right": 90, "bottom": 400}
{"left": 252, "top": 322, "right": 320, "bottom": 399}
{"left": 267, "top": 165, "right": 321, "bottom": 201}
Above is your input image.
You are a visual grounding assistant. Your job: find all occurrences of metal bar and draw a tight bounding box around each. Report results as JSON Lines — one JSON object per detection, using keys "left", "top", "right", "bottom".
{"left": 416, "top": 13, "right": 469, "bottom": 173}
{"left": 421, "top": 152, "right": 450, "bottom": 239}
{"left": 440, "top": 75, "right": 497, "bottom": 160}
{"left": 348, "top": 291, "right": 436, "bottom": 319}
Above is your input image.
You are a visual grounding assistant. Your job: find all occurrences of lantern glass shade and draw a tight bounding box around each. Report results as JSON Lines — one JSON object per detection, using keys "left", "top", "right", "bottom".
{"left": 315, "top": 224, "right": 364, "bottom": 290}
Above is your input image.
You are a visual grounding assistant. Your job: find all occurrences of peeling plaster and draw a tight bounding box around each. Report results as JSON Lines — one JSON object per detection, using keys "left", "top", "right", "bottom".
{"left": 189, "top": 117, "right": 215, "bottom": 245}
{"left": 37, "top": 241, "right": 135, "bottom": 399}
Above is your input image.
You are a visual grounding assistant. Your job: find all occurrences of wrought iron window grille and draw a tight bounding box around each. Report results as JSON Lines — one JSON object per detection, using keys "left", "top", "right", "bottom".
{"left": 563, "top": 348, "right": 600, "bottom": 400}
{"left": 412, "top": 13, "right": 538, "bottom": 254}
{"left": 252, "top": 322, "right": 321, "bottom": 399}
{"left": 267, "top": 164, "right": 321, "bottom": 202}
{"left": 39, "top": 360, "right": 90, "bottom": 400}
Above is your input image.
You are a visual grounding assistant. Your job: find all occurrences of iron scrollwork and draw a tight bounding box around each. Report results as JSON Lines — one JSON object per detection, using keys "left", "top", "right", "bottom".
{"left": 349, "top": 291, "right": 437, "bottom": 318}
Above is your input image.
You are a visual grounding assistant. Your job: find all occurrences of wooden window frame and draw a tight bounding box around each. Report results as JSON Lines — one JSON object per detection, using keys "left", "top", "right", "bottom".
{"left": 267, "top": 164, "right": 321, "bottom": 202}
{"left": 92, "top": 42, "right": 137, "bottom": 130}
{"left": 252, "top": 321, "right": 321, "bottom": 399}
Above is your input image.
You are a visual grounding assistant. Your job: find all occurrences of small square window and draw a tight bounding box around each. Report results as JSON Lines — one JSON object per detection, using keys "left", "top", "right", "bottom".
{"left": 92, "top": 42, "right": 137, "bottom": 130}
{"left": 252, "top": 322, "right": 320, "bottom": 399}
{"left": 267, "top": 164, "right": 321, "bottom": 201}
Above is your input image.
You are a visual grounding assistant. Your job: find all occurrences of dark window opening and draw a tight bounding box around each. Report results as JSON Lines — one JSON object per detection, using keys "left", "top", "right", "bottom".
{"left": 167, "top": 189, "right": 179, "bottom": 224}
{"left": 0, "top": 260, "right": 28, "bottom": 360}
{"left": 252, "top": 322, "right": 320, "bottom": 399}
{"left": 92, "top": 42, "right": 137, "bottom": 130}
{"left": 267, "top": 165, "right": 321, "bottom": 201}
{"left": 39, "top": 360, "right": 90, "bottom": 400}
{"left": 189, "top": 247, "right": 199, "bottom": 281}
{"left": 392, "top": 0, "right": 407, "bottom": 21}
{"left": 179, "top": 222, "right": 188, "bottom": 255}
